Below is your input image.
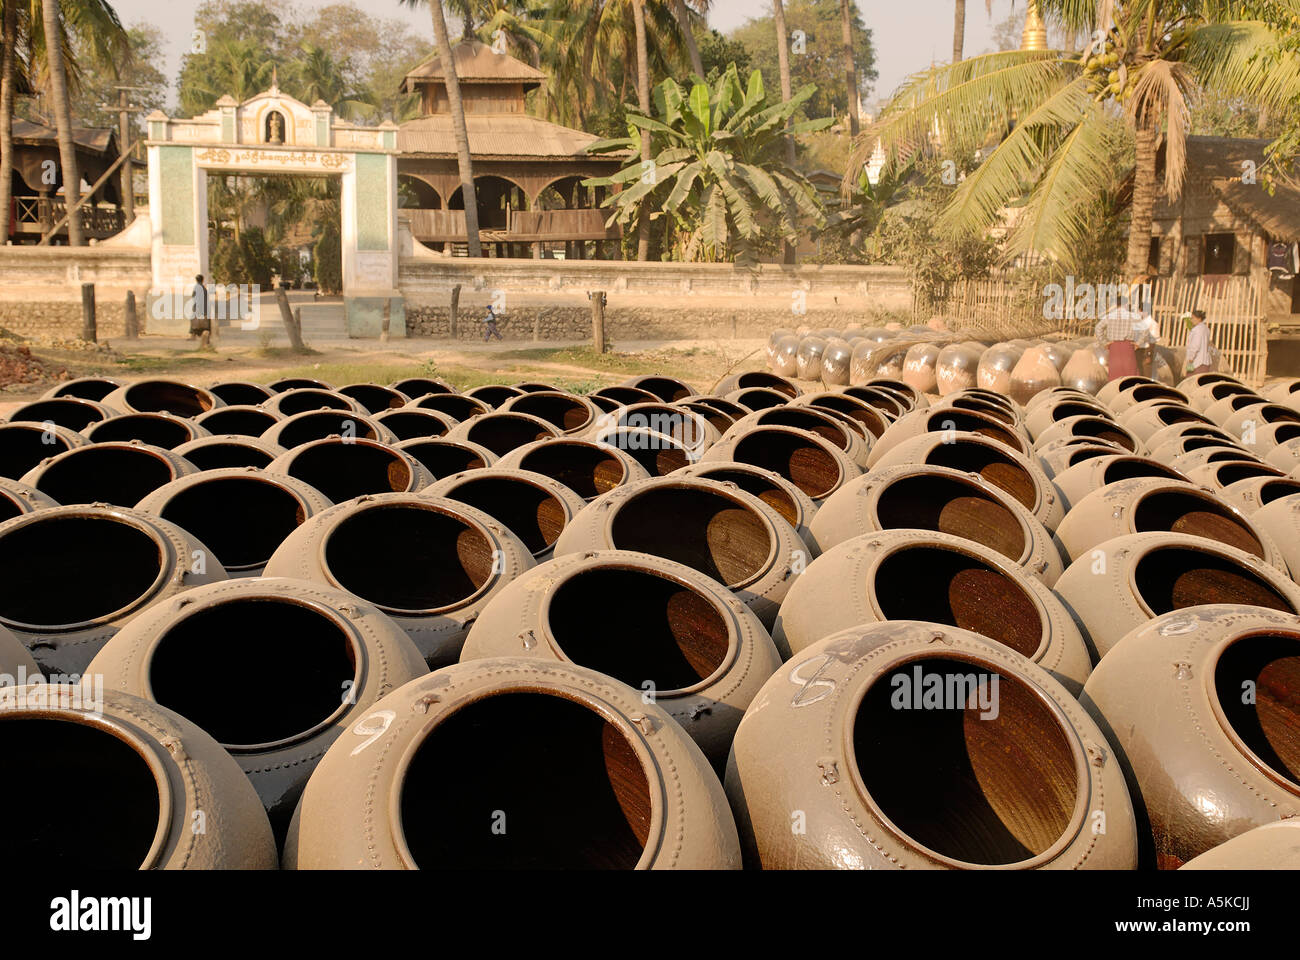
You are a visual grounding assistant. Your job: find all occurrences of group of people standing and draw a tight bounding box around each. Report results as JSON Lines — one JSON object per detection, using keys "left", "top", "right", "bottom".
{"left": 1094, "top": 275, "right": 1216, "bottom": 382}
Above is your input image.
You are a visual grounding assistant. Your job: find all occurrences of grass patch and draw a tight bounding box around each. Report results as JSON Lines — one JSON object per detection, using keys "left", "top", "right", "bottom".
{"left": 107, "top": 354, "right": 228, "bottom": 374}
{"left": 258, "top": 361, "right": 431, "bottom": 386}
{"left": 493, "top": 346, "right": 656, "bottom": 374}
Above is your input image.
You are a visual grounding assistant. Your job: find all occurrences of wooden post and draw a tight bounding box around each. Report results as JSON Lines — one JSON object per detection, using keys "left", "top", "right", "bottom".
{"left": 589, "top": 290, "right": 606, "bottom": 354}
{"left": 381, "top": 297, "right": 391, "bottom": 343}
{"left": 533, "top": 311, "right": 540, "bottom": 342}
{"left": 275, "top": 287, "right": 306, "bottom": 352}
{"left": 80, "top": 283, "right": 96, "bottom": 342}
{"left": 450, "top": 284, "right": 461, "bottom": 339}
{"left": 731, "top": 314, "right": 737, "bottom": 338}
{"left": 123, "top": 290, "right": 138, "bottom": 338}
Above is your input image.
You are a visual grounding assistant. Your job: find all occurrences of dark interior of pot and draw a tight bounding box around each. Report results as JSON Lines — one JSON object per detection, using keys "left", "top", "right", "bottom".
{"left": 465, "top": 385, "right": 523, "bottom": 408}
{"left": 0, "top": 491, "right": 23, "bottom": 523}
{"left": 442, "top": 476, "right": 567, "bottom": 556}
{"left": 465, "top": 415, "right": 555, "bottom": 456}
{"left": 284, "top": 442, "right": 413, "bottom": 503}
{"left": 1048, "top": 401, "right": 1106, "bottom": 422}
{"left": 392, "top": 377, "right": 453, "bottom": 397}
{"left": 0, "top": 717, "right": 161, "bottom": 867}
{"left": 198, "top": 407, "right": 279, "bottom": 438}
{"left": 399, "top": 440, "right": 488, "bottom": 479}
{"left": 756, "top": 409, "right": 849, "bottom": 449}
{"left": 518, "top": 443, "right": 626, "bottom": 500}
{"left": 270, "top": 377, "right": 331, "bottom": 392}
{"left": 549, "top": 567, "right": 731, "bottom": 690}
{"left": 875, "top": 473, "right": 1026, "bottom": 561}
{"left": 377, "top": 411, "right": 451, "bottom": 441}
{"left": 1132, "top": 489, "right": 1266, "bottom": 558}
{"left": 1062, "top": 445, "right": 1121, "bottom": 469}
{"left": 0, "top": 515, "right": 162, "bottom": 625}
{"left": 159, "top": 476, "right": 308, "bottom": 570}
{"left": 618, "top": 406, "right": 707, "bottom": 448}
{"left": 415, "top": 394, "right": 489, "bottom": 421}
{"left": 1213, "top": 461, "right": 1286, "bottom": 486}
{"left": 925, "top": 411, "right": 1023, "bottom": 452}
{"left": 90, "top": 414, "right": 192, "bottom": 449}
{"left": 1214, "top": 633, "right": 1300, "bottom": 788}
{"left": 632, "top": 376, "right": 691, "bottom": 402}
{"left": 34, "top": 446, "right": 175, "bottom": 507}
{"left": 399, "top": 692, "right": 653, "bottom": 869}
{"left": 1068, "top": 418, "right": 1136, "bottom": 450}
{"left": 123, "top": 381, "right": 215, "bottom": 417}
{"left": 149, "top": 598, "right": 356, "bottom": 748}
{"left": 1208, "top": 381, "right": 1252, "bottom": 401}
{"left": 1227, "top": 394, "right": 1266, "bottom": 411}
{"left": 945, "top": 397, "right": 1017, "bottom": 426}
{"left": 809, "top": 396, "right": 887, "bottom": 438}
{"left": 275, "top": 411, "right": 380, "bottom": 449}
{"left": 732, "top": 430, "right": 840, "bottom": 499}
{"left": 1257, "top": 479, "right": 1300, "bottom": 505}
{"left": 733, "top": 372, "right": 797, "bottom": 397}
{"left": 1133, "top": 547, "right": 1296, "bottom": 615}
{"left": 325, "top": 504, "right": 493, "bottom": 611}
{"left": 853, "top": 657, "right": 1077, "bottom": 865}
{"left": 509, "top": 394, "right": 592, "bottom": 432}
{"left": 601, "top": 430, "right": 691, "bottom": 476}
{"left": 1182, "top": 435, "right": 1238, "bottom": 452}
{"left": 693, "top": 467, "right": 798, "bottom": 528}
{"left": 1255, "top": 404, "right": 1300, "bottom": 425}
{"left": 513, "top": 382, "right": 562, "bottom": 394}
{"left": 339, "top": 385, "right": 404, "bottom": 414}
{"left": 1157, "top": 406, "right": 1212, "bottom": 427}
{"left": 593, "top": 386, "right": 657, "bottom": 405}
{"left": 923, "top": 440, "right": 1036, "bottom": 510}
{"left": 0, "top": 425, "right": 73, "bottom": 480}
{"left": 873, "top": 547, "right": 1043, "bottom": 658}
{"left": 1101, "top": 458, "right": 1185, "bottom": 485}
{"left": 209, "top": 382, "right": 273, "bottom": 406}
{"left": 13, "top": 399, "right": 105, "bottom": 432}
{"left": 610, "top": 485, "right": 771, "bottom": 586}
{"left": 679, "top": 403, "right": 734, "bottom": 434}
{"left": 846, "top": 387, "right": 905, "bottom": 417}
{"left": 1128, "top": 385, "right": 1185, "bottom": 406}
{"left": 734, "top": 388, "right": 788, "bottom": 411}
{"left": 1272, "top": 423, "right": 1300, "bottom": 445}
{"left": 49, "top": 378, "right": 118, "bottom": 401}
{"left": 273, "top": 389, "right": 353, "bottom": 417}
{"left": 178, "top": 440, "right": 275, "bottom": 470}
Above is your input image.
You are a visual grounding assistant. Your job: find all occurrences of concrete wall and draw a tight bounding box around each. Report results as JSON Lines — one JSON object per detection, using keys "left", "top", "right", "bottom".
{"left": 0, "top": 244, "right": 151, "bottom": 340}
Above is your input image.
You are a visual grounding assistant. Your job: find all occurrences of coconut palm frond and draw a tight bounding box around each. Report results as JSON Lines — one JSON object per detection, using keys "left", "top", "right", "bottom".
{"left": 1185, "top": 20, "right": 1300, "bottom": 115}
{"left": 1126, "top": 58, "right": 1193, "bottom": 199}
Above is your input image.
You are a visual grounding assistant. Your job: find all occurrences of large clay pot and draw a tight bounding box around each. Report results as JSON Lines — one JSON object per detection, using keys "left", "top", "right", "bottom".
{"left": 1234, "top": 420, "right": 1300, "bottom": 458}
{"left": 460, "top": 550, "right": 781, "bottom": 767}
{"left": 821, "top": 338, "right": 854, "bottom": 386}
{"left": 1024, "top": 397, "right": 1112, "bottom": 441}
{"left": 1180, "top": 822, "right": 1300, "bottom": 869}
{"left": 672, "top": 460, "right": 820, "bottom": 554}
{"left": 89, "top": 577, "right": 427, "bottom": 841}
{"left": 589, "top": 426, "right": 700, "bottom": 476}
{"left": 0, "top": 421, "right": 88, "bottom": 480}
{"left": 173, "top": 434, "right": 287, "bottom": 470}
{"left": 935, "top": 344, "right": 983, "bottom": 396}
{"left": 86, "top": 412, "right": 211, "bottom": 449}
{"left": 262, "top": 387, "right": 363, "bottom": 419}
{"left": 1118, "top": 401, "right": 1215, "bottom": 444}
{"left": 195, "top": 404, "right": 282, "bottom": 438}
{"left": 266, "top": 437, "right": 432, "bottom": 504}
{"left": 701, "top": 424, "right": 861, "bottom": 502}
{"left": 867, "top": 407, "right": 1029, "bottom": 468}
{"left": 371, "top": 407, "right": 457, "bottom": 441}
{"left": 902, "top": 342, "right": 941, "bottom": 394}
{"left": 928, "top": 391, "right": 1023, "bottom": 428}
{"left": 975, "top": 343, "right": 1024, "bottom": 395}
{"left": 1032, "top": 414, "right": 1141, "bottom": 453}
{"left": 336, "top": 382, "right": 409, "bottom": 413}
{"left": 725, "top": 385, "right": 791, "bottom": 411}
{"left": 1081, "top": 604, "right": 1300, "bottom": 868}
{"left": 390, "top": 376, "right": 456, "bottom": 398}
{"left": 1050, "top": 455, "right": 1189, "bottom": 514}
{"left": 283, "top": 659, "right": 740, "bottom": 869}
{"left": 769, "top": 335, "right": 800, "bottom": 378}
{"left": 1106, "top": 383, "right": 1189, "bottom": 414}
{"left": 1035, "top": 438, "right": 1129, "bottom": 479}
{"left": 500, "top": 391, "right": 599, "bottom": 436}
{"left": 422, "top": 467, "right": 586, "bottom": 561}
{"left": 1053, "top": 532, "right": 1300, "bottom": 659}
{"left": 1096, "top": 375, "right": 1159, "bottom": 407}
{"left": 1266, "top": 437, "right": 1300, "bottom": 472}
{"left": 0, "top": 684, "right": 276, "bottom": 868}
{"left": 100, "top": 378, "right": 225, "bottom": 417}
{"left": 1060, "top": 348, "right": 1109, "bottom": 395}
{"left": 495, "top": 437, "right": 650, "bottom": 501}
{"left": 21, "top": 441, "right": 198, "bottom": 508}
{"left": 622, "top": 374, "right": 696, "bottom": 402}
{"left": 1008, "top": 346, "right": 1062, "bottom": 406}
{"left": 446, "top": 411, "right": 560, "bottom": 457}
{"left": 0, "top": 622, "right": 40, "bottom": 677}
{"left": 788, "top": 391, "right": 889, "bottom": 439}
{"left": 596, "top": 402, "right": 718, "bottom": 455}
{"left": 1217, "top": 475, "right": 1300, "bottom": 518}
{"left": 395, "top": 437, "right": 496, "bottom": 479}
{"left": 41, "top": 376, "right": 122, "bottom": 402}
{"left": 1168, "top": 444, "right": 1264, "bottom": 474}
{"left": 1203, "top": 392, "right": 1269, "bottom": 425}
{"left": 412, "top": 392, "right": 490, "bottom": 422}
{"left": 722, "top": 408, "right": 870, "bottom": 469}
{"left": 268, "top": 376, "right": 333, "bottom": 392}
{"left": 1182, "top": 378, "right": 1257, "bottom": 413}
{"left": 1252, "top": 495, "right": 1300, "bottom": 576}
{"left": 1183, "top": 458, "right": 1286, "bottom": 490}
{"left": 726, "top": 621, "right": 1137, "bottom": 869}
{"left": 206, "top": 380, "right": 274, "bottom": 406}
{"left": 0, "top": 477, "right": 58, "bottom": 521}
{"left": 464, "top": 384, "right": 524, "bottom": 409}
{"left": 259, "top": 408, "right": 397, "bottom": 448}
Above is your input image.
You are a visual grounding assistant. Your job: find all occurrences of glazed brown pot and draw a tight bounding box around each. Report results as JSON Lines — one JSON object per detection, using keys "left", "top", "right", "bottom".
{"left": 1105, "top": 383, "right": 1189, "bottom": 414}
{"left": 1050, "top": 455, "right": 1190, "bottom": 514}
{"left": 1024, "top": 397, "right": 1112, "bottom": 441}
{"left": 869, "top": 430, "right": 1063, "bottom": 531}
{"left": 194, "top": 404, "right": 282, "bottom": 438}
{"left": 0, "top": 622, "right": 40, "bottom": 677}
{"left": 701, "top": 424, "right": 862, "bottom": 502}
{"left": 283, "top": 658, "right": 740, "bottom": 869}
{"left": 135, "top": 467, "right": 333, "bottom": 576}
{"left": 0, "top": 684, "right": 276, "bottom": 868}
{"left": 868, "top": 407, "right": 1029, "bottom": 468}
{"left": 725, "top": 621, "right": 1137, "bottom": 869}
{"left": 463, "top": 384, "right": 525, "bottom": 408}
{"left": 6, "top": 396, "right": 114, "bottom": 432}
{"left": 206, "top": 380, "right": 275, "bottom": 406}
{"left": 1168, "top": 444, "right": 1263, "bottom": 474}
{"left": 1035, "top": 438, "right": 1130, "bottom": 479}
{"left": 445, "top": 411, "right": 560, "bottom": 457}
{"left": 622, "top": 374, "right": 696, "bottom": 402}
{"left": 372, "top": 407, "right": 457, "bottom": 441}
{"left": 336, "top": 382, "right": 409, "bottom": 413}
{"left": 88, "top": 577, "right": 427, "bottom": 842}
{"left": 935, "top": 344, "right": 983, "bottom": 396}
{"left": 0, "top": 477, "right": 58, "bottom": 521}
{"left": 1180, "top": 822, "right": 1300, "bottom": 869}
{"left": 0, "top": 421, "right": 88, "bottom": 480}
{"left": 173, "top": 434, "right": 287, "bottom": 470}
{"left": 808, "top": 464, "right": 1063, "bottom": 585}
{"left": 460, "top": 549, "right": 781, "bottom": 768}
{"left": 1053, "top": 476, "right": 1286, "bottom": 570}
{"left": 390, "top": 376, "right": 456, "bottom": 398}
{"left": 259, "top": 408, "right": 397, "bottom": 449}
{"left": 596, "top": 402, "right": 719, "bottom": 455}
{"left": 788, "top": 390, "right": 890, "bottom": 439}
{"left": 21, "top": 441, "right": 197, "bottom": 508}
{"left": 1183, "top": 458, "right": 1286, "bottom": 490}
{"left": 261, "top": 387, "right": 363, "bottom": 419}
{"left": 267, "top": 437, "right": 433, "bottom": 503}
{"left": 1052, "top": 532, "right": 1300, "bottom": 659}
{"left": 724, "top": 386, "right": 791, "bottom": 411}
{"left": 422, "top": 467, "right": 586, "bottom": 561}
{"left": 1033, "top": 414, "right": 1141, "bottom": 454}
{"left": 671, "top": 460, "right": 820, "bottom": 554}
{"left": 496, "top": 437, "right": 650, "bottom": 500}
{"left": 100, "top": 378, "right": 225, "bottom": 418}
{"left": 1118, "top": 401, "right": 1215, "bottom": 445}
{"left": 1081, "top": 604, "right": 1300, "bottom": 868}
{"left": 85, "top": 412, "right": 211, "bottom": 449}
{"left": 585, "top": 426, "right": 699, "bottom": 476}
{"left": 395, "top": 437, "right": 496, "bottom": 478}
{"left": 772, "top": 530, "right": 1092, "bottom": 692}
{"left": 552, "top": 476, "right": 807, "bottom": 627}
{"left": 263, "top": 493, "right": 534, "bottom": 667}
{"left": 40, "top": 376, "right": 122, "bottom": 402}
{"left": 0, "top": 504, "right": 228, "bottom": 675}
{"left": 1252, "top": 495, "right": 1300, "bottom": 576}
{"left": 1217, "top": 474, "right": 1300, "bottom": 517}
{"left": 713, "top": 371, "right": 800, "bottom": 398}
{"left": 722, "top": 408, "right": 871, "bottom": 469}
{"left": 412, "top": 392, "right": 490, "bottom": 422}
{"left": 500, "top": 390, "right": 599, "bottom": 435}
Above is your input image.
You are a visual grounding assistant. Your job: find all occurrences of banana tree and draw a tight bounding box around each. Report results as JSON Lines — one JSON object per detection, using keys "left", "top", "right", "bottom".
{"left": 583, "top": 65, "right": 831, "bottom": 263}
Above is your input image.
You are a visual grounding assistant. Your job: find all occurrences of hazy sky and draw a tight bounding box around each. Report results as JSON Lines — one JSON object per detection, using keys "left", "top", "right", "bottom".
{"left": 108, "top": 0, "right": 1019, "bottom": 112}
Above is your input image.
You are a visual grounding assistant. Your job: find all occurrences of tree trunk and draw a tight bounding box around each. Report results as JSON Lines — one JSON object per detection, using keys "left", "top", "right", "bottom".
{"left": 841, "top": 0, "right": 859, "bottom": 137}
{"left": 632, "top": 0, "right": 651, "bottom": 262}
{"left": 1126, "top": 113, "right": 1159, "bottom": 277}
{"left": 673, "top": 0, "right": 704, "bottom": 77}
{"left": 43, "top": 0, "right": 84, "bottom": 245}
{"left": 952, "top": 0, "right": 966, "bottom": 63}
{"left": 430, "top": 0, "right": 481, "bottom": 257}
{"left": 773, "top": 0, "right": 797, "bottom": 264}
{"left": 0, "top": 0, "right": 17, "bottom": 245}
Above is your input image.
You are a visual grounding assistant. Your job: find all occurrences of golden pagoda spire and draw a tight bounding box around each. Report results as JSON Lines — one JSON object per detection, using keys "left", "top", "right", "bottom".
{"left": 1021, "top": 0, "right": 1048, "bottom": 51}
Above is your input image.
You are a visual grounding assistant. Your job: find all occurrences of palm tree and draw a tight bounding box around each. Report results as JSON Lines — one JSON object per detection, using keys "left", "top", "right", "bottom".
{"left": 42, "top": 0, "right": 81, "bottom": 244}
{"left": 841, "top": 0, "right": 858, "bottom": 136}
{"left": 771, "top": 0, "right": 795, "bottom": 167}
{"left": 290, "top": 43, "right": 370, "bottom": 119}
{"left": 180, "top": 36, "right": 273, "bottom": 114}
{"left": 1, "top": 0, "right": 20, "bottom": 244}
{"left": 953, "top": 0, "right": 966, "bottom": 63}
{"left": 671, "top": 0, "right": 703, "bottom": 77}
{"left": 848, "top": 0, "right": 1295, "bottom": 277}
{"left": 631, "top": 0, "right": 650, "bottom": 260}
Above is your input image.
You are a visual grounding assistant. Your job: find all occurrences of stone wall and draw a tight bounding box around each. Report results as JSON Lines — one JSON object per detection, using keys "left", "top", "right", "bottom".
{"left": 0, "top": 243, "right": 151, "bottom": 340}
{"left": 0, "top": 300, "right": 135, "bottom": 340}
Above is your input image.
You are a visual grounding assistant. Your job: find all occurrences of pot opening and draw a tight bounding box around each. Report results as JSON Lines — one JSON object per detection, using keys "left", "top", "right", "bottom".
{"left": 392, "top": 378, "right": 452, "bottom": 397}
{"left": 270, "top": 378, "right": 330, "bottom": 392}
{"left": 1133, "top": 490, "right": 1265, "bottom": 558}
{"left": 732, "top": 430, "right": 840, "bottom": 498}
{"left": 947, "top": 397, "right": 1016, "bottom": 426}
{"left": 91, "top": 415, "right": 192, "bottom": 450}
{"left": 284, "top": 442, "right": 413, "bottom": 502}
{"left": 199, "top": 407, "right": 279, "bottom": 437}
{"left": 49, "top": 378, "right": 117, "bottom": 401}
{"left": 159, "top": 476, "right": 307, "bottom": 570}
{"left": 1133, "top": 547, "right": 1295, "bottom": 615}
{"left": 1214, "top": 462, "right": 1285, "bottom": 486}
{"left": 1214, "top": 633, "right": 1300, "bottom": 788}
{"left": 274, "top": 389, "right": 352, "bottom": 417}
{"left": 734, "top": 372, "right": 796, "bottom": 397}
{"left": 853, "top": 657, "right": 1077, "bottom": 865}
{"left": 810, "top": 397, "right": 886, "bottom": 438}
{"left": 632, "top": 377, "right": 691, "bottom": 402}
{"left": 1063, "top": 446, "right": 1117, "bottom": 469}
{"left": 0, "top": 716, "right": 161, "bottom": 868}
{"left": 1130, "top": 385, "right": 1184, "bottom": 405}
{"left": 123, "top": 381, "right": 215, "bottom": 417}
{"left": 618, "top": 406, "right": 708, "bottom": 447}
{"left": 276, "top": 412, "right": 379, "bottom": 449}
{"left": 693, "top": 467, "right": 797, "bottom": 527}
{"left": 548, "top": 567, "right": 730, "bottom": 690}
{"left": 180, "top": 440, "right": 275, "bottom": 470}
{"left": 379, "top": 411, "right": 450, "bottom": 440}
{"left": 602, "top": 429, "right": 691, "bottom": 476}
{"left": 756, "top": 409, "right": 848, "bottom": 449}
{"left": 0, "top": 515, "right": 162, "bottom": 626}
{"left": 1258, "top": 479, "right": 1300, "bottom": 505}
{"left": 923, "top": 441, "right": 1036, "bottom": 509}
{"left": 0, "top": 425, "right": 72, "bottom": 479}
{"left": 518, "top": 443, "right": 626, "bottom": 500}
{"left": 610, "top": 485, "right": 771, "bottom": 587}
{"left": 339, "top": 385, "right": 404, "bottom": 413}
{"left": 465, "top": 385, "right": 523, "bottom": 408}
{"left": 1183, "top": 436, "right": 1234, "bottom": 451}
{"left": 13, "top": 399, "right": 105, "bottom": 432}
{"left": 400, "top": 440, "right": 488, "bottom": 478}
{"left": 0, "top": 493, "right": 22, "bottom": 523}
{"left": 734, "top": 388, "right": 787, "bottom": 411}
{"left": 465, "top": 414, "right": 554, "bottom": 456}
{"left": 1256, "top": 404, "right": 1300, "bottom": 425}
{"left": 510, "top": 394, "right": 592, "bottom": 433}
{"left": 875, "top": 473, "right": 1026, "bottom": 561}
{"left": 149, "top": 598, "right": 356, "bottom": 748}
{"left": 1049, "top": 402, "right": 1104, "bottom": 422}
{"left": 442, "top": 476, "right": 567, "bottom": 556}
{"left": 1157, "top": 406, "right": 1211, "bottom": 427}
{"left": 925, "top": 411, "right": 1022, "bottom": 452}
{"left": 209, "top": 382, "right": 272, "bottom": 406}
{"left": 1101, "top": 458, "right": 1184, "bottom": 485}
{"left": 398, "top": 692, "right": 653, "bottom": 869}
{"left": 874, "top": 547, "right": 1042, "bottom": 657}
{"left": 325, "top": 504, "right": 493, "bottom": 610}
{"left": 35, "top": 446, "right": 175, "bottom": 507}
{"left": 593, "top": 386, "right": 656, "bottom": 405}
{"left": 1070, "top": 418, "right": 1136, "bottom": 450}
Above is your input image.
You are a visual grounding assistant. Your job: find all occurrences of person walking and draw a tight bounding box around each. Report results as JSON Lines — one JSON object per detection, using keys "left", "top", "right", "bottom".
{"left": 1133, "top": 298, "right": 1161, "bottom": 379}
{"left": 481, "top": 303, "right": 503, "bottom": 342}
{"left": 1095, "top": 276, "right": 1149, "bottom": 380}
{"left": 189, "top": 274, "right": 210, "bottom": 341}
{"left": 1184, "top": 309, "right": 1216, "bottom": 375}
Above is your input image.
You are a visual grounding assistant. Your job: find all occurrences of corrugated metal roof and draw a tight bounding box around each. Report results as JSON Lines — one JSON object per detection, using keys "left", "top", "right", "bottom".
{"left": 397, "top": 114, "right": 627, "bottom": 159}
{"left": 402, "top": 41, "right": 546, "bottom": 93}
{"left": 12, "top": 119, "right": 117, "bottom": 154}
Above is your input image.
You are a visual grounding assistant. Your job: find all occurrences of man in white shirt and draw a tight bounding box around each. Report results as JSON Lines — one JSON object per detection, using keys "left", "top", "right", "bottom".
{"left": 1095, "top": 276, "right": 1149, "bottom": 380}
{"left": 1184, "top": 310, "right": 1215, "bottom": 374}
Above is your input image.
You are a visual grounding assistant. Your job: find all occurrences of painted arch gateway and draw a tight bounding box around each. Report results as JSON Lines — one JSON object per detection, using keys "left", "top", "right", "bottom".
{"left": 144, "top": 81, "right": 403, "bottom": 337}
